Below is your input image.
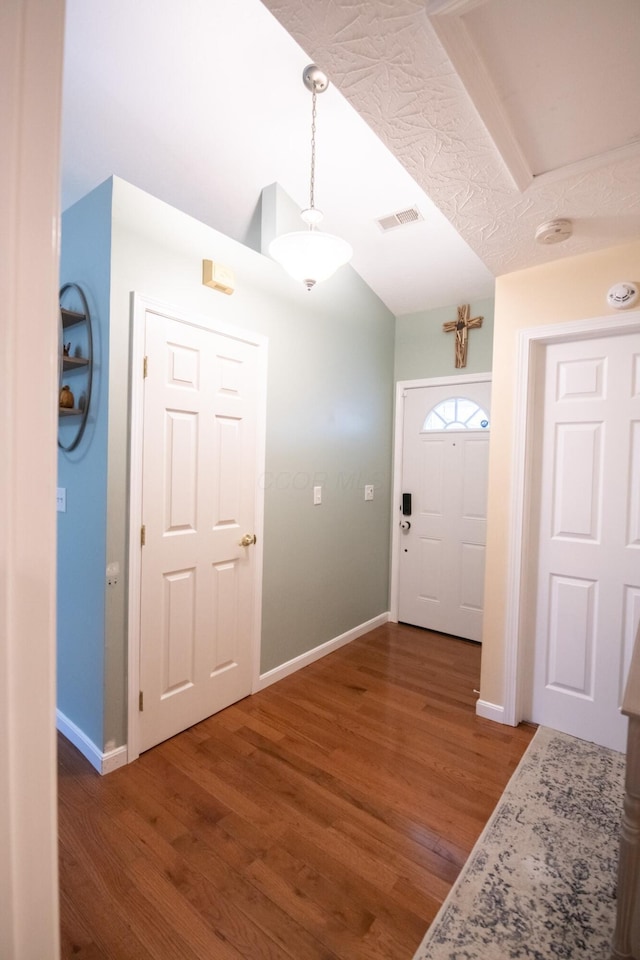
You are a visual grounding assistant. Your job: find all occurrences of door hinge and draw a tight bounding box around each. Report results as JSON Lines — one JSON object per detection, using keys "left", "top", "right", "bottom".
{"left": 143, "top": 355, "right": 148, "bottom": 378}
{"left": 139, "top": 690, "right": 144, "bottom": 711}
{"left": 141, "top": 524, "right": 146, "bottom": 547}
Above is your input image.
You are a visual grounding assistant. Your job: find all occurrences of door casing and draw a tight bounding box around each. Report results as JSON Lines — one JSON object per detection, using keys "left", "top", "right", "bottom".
{"left": 504, "top": 310, "right": 640, "bottom": 726}
{"left": 127, "top": 293, "right": 268, "bottom": 761}
{"left": 1, "top": 1, "right": 64, "bottom": 953}
{"left": 390, "top": 372, "right": 492, "bottom": 624}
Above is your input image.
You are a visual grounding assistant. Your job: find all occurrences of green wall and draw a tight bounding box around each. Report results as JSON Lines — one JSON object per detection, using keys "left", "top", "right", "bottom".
{"left": 394, "top": 297, "right": 495, "bottom": 381}
{"left": 60, "top": 177, "right": 395, "bottom": 750}
{"left": 59, "top": 176, "right": 495, "bottom": 754}
{"left": 260, "top": 270, "right": 393, "bottom": 668}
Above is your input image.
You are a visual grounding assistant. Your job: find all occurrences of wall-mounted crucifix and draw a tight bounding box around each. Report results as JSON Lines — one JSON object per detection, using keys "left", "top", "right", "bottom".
{"left": 443, "top": 303, "right": 483, "bottom": 368}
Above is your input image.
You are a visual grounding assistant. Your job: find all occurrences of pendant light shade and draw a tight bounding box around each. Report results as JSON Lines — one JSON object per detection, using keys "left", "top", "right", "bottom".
{"left": 270, "top": 64, "right": 352, "bottom": 291}
{"left": 269, "top": 229, "right": 352, "bottom": 291}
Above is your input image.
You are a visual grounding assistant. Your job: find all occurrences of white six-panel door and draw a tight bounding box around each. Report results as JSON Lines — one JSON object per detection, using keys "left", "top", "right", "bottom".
{"left": 138, "top": 307, "right": 262, "bottom": 753}
{"left": 532, "top": 332, "right": 640, "bottom": 751}
{"left": 398, "top": 382, "right": 491, "bottom": 641}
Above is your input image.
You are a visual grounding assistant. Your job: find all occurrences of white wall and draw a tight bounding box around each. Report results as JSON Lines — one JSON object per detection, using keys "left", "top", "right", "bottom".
{"left": 481, "top": 238, "right": 640, "bottom": 710}
{"left": 0, "top": 1, "right": 64, "bottom": 956}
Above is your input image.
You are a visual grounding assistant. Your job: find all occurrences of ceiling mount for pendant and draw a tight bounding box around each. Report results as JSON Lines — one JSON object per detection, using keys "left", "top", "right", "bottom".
{"left": 302, "top": 64, "right": 329, "bottom": 94}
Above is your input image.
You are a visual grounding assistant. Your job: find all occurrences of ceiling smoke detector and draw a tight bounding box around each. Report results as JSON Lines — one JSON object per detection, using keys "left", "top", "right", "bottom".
{"left": 607, "top": 282, "right": 639, "bottom": 309}
{"left": 535, "top": 219, "right": 573, "bottom": 245}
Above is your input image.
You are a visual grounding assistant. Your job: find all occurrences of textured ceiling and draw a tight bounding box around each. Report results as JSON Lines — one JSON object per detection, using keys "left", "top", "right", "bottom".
{"left": 261, "top": 0, "right": 640, "bottom": 277}
{"left": 61, "top": 0, "right": 640, "bottom": 317}
{"left": 61, "top": 0, "right": 495, "bottom": 317}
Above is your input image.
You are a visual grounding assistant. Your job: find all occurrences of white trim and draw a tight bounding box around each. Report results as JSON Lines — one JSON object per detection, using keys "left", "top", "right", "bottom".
{"left": 390, "top": 372, "right": 492, "bottom": 622}
{"left": 56, "top": 711, "right": 101, "bottom": 773}
{"left": 101, "top": 746, "right": 129, "bottom": 775}
{"left": 250, "top": 336, "right": 268, "bottom": 696}
{"left": 389, "top": 381, "right": 406, "bottom": 623}
{"left": 427, "top": 1, "right": 640, "bottom": 194}
{"left": 428, "top": 3, "right": 532, "bottom": 193}
{"left": 255, "top": 613, "right": 390, "bottom": 692}
{"left": 126, "top": 293, "right": 145, "bottom": 762}
{"left": 475, "top": 699, "right": 506, "bottom": 723}
{"left": 56, "top": 711, "right": 128, "bottom": 775}
{"left": 504, "top": 310, "right": 640, "bottom": 726}
{"left": 398, "top": 372, "right": 492, "bottom": 392}
{"left": 0, "top": 4, "right": 64, "bottom": 957}
{"left": 127, "top": 294, "right": 268, "bottom": 762}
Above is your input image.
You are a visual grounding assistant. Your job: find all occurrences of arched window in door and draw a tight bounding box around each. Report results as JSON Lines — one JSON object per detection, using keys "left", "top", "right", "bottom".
{"left": 422, "top": 397, "right": 490, "bottom": 432}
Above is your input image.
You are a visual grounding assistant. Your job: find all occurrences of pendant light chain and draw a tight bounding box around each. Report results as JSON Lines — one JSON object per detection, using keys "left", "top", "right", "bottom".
{"left": 309, "top": 86, "right": 317, "bottom": 212}
{"left": 267, "top": 64, "right": 352, "bottom": 290}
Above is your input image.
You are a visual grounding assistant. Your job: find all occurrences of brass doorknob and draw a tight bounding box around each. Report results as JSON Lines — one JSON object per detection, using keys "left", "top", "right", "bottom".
{"left": 239, "top": 533, "right": 257, "bottom": 547}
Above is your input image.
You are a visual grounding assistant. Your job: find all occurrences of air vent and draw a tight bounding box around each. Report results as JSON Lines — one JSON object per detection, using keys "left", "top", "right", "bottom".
{"left": 376, "top": 206, "right": 424, "bottom": 232}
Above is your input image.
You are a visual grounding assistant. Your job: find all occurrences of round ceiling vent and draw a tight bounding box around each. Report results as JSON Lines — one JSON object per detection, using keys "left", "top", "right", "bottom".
{"left": 535, "top": 219, "right": 573, "bottom": 245}
{"left": 606, "top": 282, "right": 639, "bottom": 310}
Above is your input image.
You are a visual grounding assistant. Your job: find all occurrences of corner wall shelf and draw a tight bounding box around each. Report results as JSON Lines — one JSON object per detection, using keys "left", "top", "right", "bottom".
{"left": 58, "top": 284, "right": 93, "bottom": 452}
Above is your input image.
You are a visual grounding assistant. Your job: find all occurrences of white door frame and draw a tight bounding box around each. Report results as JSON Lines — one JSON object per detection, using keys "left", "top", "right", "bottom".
{"left": 0, "top": 2, "right": 64, "bottom": 957}
{"left": 127, "top": 294, "right": 268, "bottom": 761}
{"left": 390, "top": 372, "right": 492, "bottom": 623}
{"left": 503, "top": 310, "right": 640, "bottom": 726}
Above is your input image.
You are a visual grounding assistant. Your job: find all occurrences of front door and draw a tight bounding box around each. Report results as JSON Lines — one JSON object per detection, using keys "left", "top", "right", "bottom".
{"left": 398, "top": 381, "right": 491, "bottom": 640}
{"left": 138, "top": 306, "right": 263, "bottom": 753}
{"left": 530, "top": 332, "right": 640, "bottom": 751}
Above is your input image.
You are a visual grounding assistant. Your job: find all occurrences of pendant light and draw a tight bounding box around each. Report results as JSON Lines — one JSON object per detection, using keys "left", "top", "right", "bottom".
{"left": 269, "top": 64, "right": 353, "bottom": 291}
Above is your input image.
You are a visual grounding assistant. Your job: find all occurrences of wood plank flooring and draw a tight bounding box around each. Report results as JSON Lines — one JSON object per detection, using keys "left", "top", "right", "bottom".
{"left": 58, "top": 622, "right": 536, "bottom": 960}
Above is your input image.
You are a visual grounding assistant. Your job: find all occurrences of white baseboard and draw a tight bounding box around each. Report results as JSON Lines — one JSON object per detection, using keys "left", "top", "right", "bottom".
{"left": 56, "top": 709, "right": 128, "bottom": 775}
{"left": 101, "top": 744, "right": 129, "bottom": 774}
{"left": 475, "top": 699, "right": 507, "bottom": 724}
{"left": 254, "top": 612, "right": 390, "bottom": 692}
{"left": 59, "top": 613, "right": 391, "bottom": 767}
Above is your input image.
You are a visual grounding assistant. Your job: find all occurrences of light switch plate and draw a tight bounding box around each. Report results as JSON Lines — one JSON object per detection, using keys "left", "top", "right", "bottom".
{"left": 106, "top": 561, "right": 120, "bottom": 587}
{"left": 364, "top": 485, "right": 374, "bottom": 501}
{"left": 56, "top": 487, "right": 66, "bottom": 512}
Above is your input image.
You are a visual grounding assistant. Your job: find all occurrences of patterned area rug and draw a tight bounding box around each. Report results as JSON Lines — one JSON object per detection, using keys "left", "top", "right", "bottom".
{"left": 413, "top": 726, "right": 625, "bottom": 960}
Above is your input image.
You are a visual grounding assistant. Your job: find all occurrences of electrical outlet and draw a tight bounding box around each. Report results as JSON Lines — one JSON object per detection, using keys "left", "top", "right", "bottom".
{"left": 313, "top": 485, "right": 322, "bottom": 505}
{"left": 364, "top": 484, "right": 374, "bottom": 501}
{"left": 56, "top": 487, "right": 66, "bottom": 512}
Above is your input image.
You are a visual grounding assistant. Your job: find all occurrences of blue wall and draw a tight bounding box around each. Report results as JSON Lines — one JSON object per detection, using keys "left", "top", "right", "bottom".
{"left": 57, "top": 180, "right": 112, "bottom": 749}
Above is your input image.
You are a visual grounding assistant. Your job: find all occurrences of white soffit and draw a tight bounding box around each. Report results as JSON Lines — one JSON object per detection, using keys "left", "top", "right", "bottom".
{"left": 263, "top": 0, "right": 640, "bottom": 276}
{"left": 427, "top": 0, "right": 640, "bottom": 191}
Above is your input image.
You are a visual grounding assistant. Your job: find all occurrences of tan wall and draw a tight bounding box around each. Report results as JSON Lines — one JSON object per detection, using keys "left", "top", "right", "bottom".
{"left": 480, "top": 238, "right": 640, "bottom": 708}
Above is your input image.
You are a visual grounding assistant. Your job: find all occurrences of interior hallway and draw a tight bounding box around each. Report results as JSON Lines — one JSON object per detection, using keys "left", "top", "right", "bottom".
{"left": 58, "top": 622, "right": 535, "bottom": 959}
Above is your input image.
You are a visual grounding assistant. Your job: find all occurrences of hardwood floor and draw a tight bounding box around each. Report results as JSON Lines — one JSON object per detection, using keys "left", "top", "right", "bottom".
{"left": 58, "top": 623, "right": 535, "bottom": 959}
